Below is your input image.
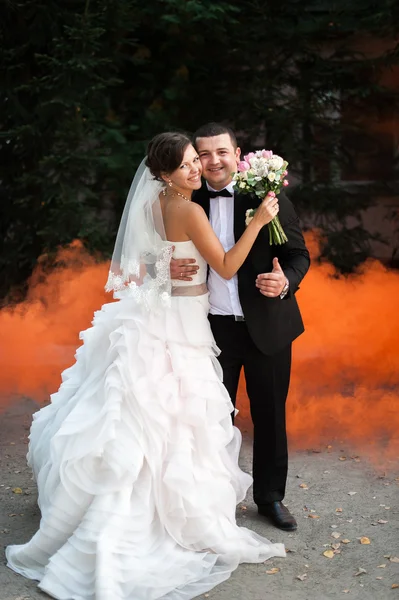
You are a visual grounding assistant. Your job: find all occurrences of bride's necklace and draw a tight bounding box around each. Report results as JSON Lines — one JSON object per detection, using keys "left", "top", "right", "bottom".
{"left": 173, "top": 190, "right": 190, "bottom": 202}
{"left": 162, "top": 188, "right": 191, "bottom": 202}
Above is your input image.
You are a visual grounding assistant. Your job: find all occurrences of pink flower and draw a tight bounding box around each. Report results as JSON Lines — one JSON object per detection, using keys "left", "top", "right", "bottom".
{"left": 283, "top": 179, "right": 289, "bottom": 186}
{"left": 283, "top": 170, "right": 288, "bottom": 176}
{"left": 244, "top": 152, "right": 255, "bottom": 161}
{"left": 262, "top": 150, "right": 273, "bottom": 159}
{"left": 267, "top": 191, "right": 276, "bottom": 197}
{"left": 238, "top": 160, "right": 251, "bottom": 172}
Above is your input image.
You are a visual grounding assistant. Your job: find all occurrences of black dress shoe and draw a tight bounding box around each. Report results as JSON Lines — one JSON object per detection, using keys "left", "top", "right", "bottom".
{"left": 257, "top": 501, "right": 297, "bottom": 531}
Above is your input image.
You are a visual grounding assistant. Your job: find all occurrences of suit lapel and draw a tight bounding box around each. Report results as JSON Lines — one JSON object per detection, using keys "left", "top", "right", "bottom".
{"left": 233, "top": 192, "right": 254, "bottom": 242}
{"left": 192, "top": 182, "right": 210, "bottom": 218}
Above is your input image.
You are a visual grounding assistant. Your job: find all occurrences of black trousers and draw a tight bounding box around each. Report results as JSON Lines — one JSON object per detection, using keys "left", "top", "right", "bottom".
{"left": 209, "top": 314, "right": 292, "bottom": 505}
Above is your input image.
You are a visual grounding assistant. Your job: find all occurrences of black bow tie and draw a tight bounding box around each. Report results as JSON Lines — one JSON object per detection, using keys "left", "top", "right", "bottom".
{"left": 208, "top": 188, "right": 233, "bottom": 199}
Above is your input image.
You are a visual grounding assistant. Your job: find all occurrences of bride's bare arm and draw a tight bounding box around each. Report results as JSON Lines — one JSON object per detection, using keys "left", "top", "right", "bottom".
{"left": 184, "top": 198, "right": 279, "bottom": 280}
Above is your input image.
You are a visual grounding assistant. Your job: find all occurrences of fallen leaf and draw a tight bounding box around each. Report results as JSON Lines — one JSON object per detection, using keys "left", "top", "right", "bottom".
{"left": 355, "top": 568, "right": 367, "bottom": 576}
{"left": 241, "top": 506, "right": 247, "bottom": 510}
{"left": 376, "top": 576, "right": 383, "bottom": 580}
{"left": 12, "top": 487, "right": 23, "bottom": 494}
{"left": 297, "top": 574, "right": 307, "bottom": 581}
{"left": 323, "top": 550, "right": 335, "bottom": 559}
{"left": 336, "top": 508, "right": 343, "bottom": 513}
{"left": 8, "top": 513, "right": 17, "bottom": 517}
{"left": 331, "top": 532, "right": 341, "bottom": 539}
{"left": 342, "top": 539, "right": 351, "bottom": 544}
{"left": 348, "top": 491, "right": 357, "bottom": 496}
{"left": 308, "top": 514, "right": 320, "bottom": 519}
{"left": 266, "top": 567, "right": 280, "bottom": 575}
{"left": 390, "top": 557, "right": 399, "bottom": 563}
{"left": 392, "top": 584, "right": 399, "bottom": 589}
{"left": 360, "top": 537, "right": 371, "bottom": 545}
{"left": 384, "top": 554, "right": 391, "bottom": 559}
{"left": 332, "top": 543, "right": 341, "bottom": 550}
{"left": 343, "top": 590, "right": 350, "bottom": 594}
{"left": 377, "top": 564, "right": 386, "bottom": 568}
{"left": 339, "top": 456, "right": 347, "bottom": 461}
{"left": 346, "top": 519, "right": 353, "bottom": 523}
{"left": 331, "top": 524, "right": 339, "bottom": 529}
{"left": 385, "top": 506, "right": 391, "bottom": 510}
{"left": 377, "top": 519, "right": 388, "bottom": 524}
{"left": 299, "top": 483, "right": 308, "bottom": 489}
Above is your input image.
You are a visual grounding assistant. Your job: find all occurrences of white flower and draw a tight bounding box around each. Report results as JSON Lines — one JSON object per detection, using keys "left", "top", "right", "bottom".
{"left": 239, "top": 181, "right": 246, "bottom": 188}
{"left": 268, "top": 155, "right": 284, "bottom": 170}
{"left": 249, "top": 157, "right": 269, "bottom": 177}
{"left": 267, "top": 172, "right": 276, "bottom": 182}
{"left": 245, "top": 208, "right": 255, "bottom": 227}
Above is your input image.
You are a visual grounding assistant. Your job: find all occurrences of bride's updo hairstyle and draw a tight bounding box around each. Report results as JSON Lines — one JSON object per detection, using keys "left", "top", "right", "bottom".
{"left": 146, "top": 132, "right": 192, "bottom": 181}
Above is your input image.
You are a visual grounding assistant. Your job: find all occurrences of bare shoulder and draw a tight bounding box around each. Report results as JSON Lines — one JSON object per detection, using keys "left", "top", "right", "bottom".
{"left": 185, "top": 201, "right": 207, "bottom": 220}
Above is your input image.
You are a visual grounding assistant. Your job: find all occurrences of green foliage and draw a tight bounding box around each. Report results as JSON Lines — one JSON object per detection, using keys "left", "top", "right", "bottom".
{"left": 1, "top": 0, "right": 398, "bottom": 299}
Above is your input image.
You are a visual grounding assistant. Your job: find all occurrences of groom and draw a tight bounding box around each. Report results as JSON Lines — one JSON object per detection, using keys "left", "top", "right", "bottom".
{"left": 171, "top": 123, "right": 310, "bottom": 531}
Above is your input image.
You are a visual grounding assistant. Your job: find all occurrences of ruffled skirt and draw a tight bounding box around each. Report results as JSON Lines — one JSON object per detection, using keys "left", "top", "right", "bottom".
{"left": 6, "top": 293, "right": 285, "bottom": 600}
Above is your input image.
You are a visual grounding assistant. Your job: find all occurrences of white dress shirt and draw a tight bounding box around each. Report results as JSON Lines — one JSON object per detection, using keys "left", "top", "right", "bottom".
{"left": 207, "top": 182, "right": 244, "bottom": 317}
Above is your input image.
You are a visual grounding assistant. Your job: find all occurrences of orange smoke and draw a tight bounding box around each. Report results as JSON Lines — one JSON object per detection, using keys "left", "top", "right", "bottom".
{"left": 0, "top": 241, "right": 110, "bottom": 403}
{"left": 0, "top": 235, "right": 398, "bottom": 461}
{"left": 238, "top": 231, "right": 399, "bottom": 461}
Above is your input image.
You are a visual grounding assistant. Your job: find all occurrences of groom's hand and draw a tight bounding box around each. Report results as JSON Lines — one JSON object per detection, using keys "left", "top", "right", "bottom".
{"left": 170, "top": 256, "right": 199, "bottom": 281}
{"left": 256, "top": 258, "right": 287, "bottom": 297}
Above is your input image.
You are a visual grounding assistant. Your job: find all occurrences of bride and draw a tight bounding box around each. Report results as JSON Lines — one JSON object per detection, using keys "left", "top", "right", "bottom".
{"left": 6, "top": 132, "right": 285, "bottom": 599}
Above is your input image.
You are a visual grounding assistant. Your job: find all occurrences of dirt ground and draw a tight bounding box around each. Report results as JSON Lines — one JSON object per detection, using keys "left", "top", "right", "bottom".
{"left": 1, "top": 397, "right": 398, "bottom": 600}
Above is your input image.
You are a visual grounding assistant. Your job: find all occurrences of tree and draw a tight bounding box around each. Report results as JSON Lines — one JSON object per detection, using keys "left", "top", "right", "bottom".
{"left": 1, "top": 0, "right": 399, "bottom": 299}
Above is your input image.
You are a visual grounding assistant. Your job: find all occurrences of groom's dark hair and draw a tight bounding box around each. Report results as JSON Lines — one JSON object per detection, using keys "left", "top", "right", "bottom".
{"left": 193, "top": 122, "right": 238, "bottom": 149}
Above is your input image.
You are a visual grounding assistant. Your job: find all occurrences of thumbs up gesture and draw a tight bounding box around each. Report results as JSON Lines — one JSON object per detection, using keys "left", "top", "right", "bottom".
{"left": 256, "top": 257, "right": 288, "bottom": 298}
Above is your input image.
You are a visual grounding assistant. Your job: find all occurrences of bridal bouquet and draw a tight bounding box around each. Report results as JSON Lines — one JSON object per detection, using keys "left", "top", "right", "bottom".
{"left": 233, "top": 150, "right": 289, "bottom": 245}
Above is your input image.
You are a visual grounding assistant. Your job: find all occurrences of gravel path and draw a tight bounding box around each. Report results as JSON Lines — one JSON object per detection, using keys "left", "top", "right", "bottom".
{"left": 1, "top": 397, "right": 398, "bottom": 600}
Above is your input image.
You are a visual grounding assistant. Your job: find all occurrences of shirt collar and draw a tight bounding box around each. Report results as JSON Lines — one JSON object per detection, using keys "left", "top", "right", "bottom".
{"left": 206, "top": 180, "right": 235, "bottom": 196}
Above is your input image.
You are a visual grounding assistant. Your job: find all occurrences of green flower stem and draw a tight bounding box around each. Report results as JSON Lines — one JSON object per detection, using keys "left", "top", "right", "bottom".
{"left": 268, "top": 216, "right": 288, "bottom": 245}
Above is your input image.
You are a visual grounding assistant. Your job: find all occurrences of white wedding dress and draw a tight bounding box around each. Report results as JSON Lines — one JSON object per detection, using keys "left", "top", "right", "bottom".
{"left": 6, "top": 240, "right": 285, "bottom": 600}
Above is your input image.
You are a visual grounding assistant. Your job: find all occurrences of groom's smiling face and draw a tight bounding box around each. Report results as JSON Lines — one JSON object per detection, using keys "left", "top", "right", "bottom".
{"left": 195, "top": 133, "right": 240, "bottom": 191}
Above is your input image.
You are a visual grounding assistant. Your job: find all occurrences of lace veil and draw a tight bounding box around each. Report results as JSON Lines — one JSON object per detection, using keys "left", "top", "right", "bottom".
{"left": 105, "top": 159, "right": 173, "bottom": 309}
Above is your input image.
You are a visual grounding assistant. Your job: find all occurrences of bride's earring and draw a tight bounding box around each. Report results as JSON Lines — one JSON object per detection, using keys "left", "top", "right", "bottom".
{"left": 168, "top": 180, "right": 173, "bottom": 188}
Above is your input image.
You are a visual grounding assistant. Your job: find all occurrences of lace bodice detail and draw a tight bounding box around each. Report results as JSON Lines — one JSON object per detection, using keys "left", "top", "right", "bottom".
{"left": 170, "top": 241, "right": 207, "bottom": 287}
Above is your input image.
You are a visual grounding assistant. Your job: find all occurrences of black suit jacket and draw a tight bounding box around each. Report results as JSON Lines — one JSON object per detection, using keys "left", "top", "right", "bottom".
{"left": 193, "top": 183, "right": 310, "bottom": 356}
